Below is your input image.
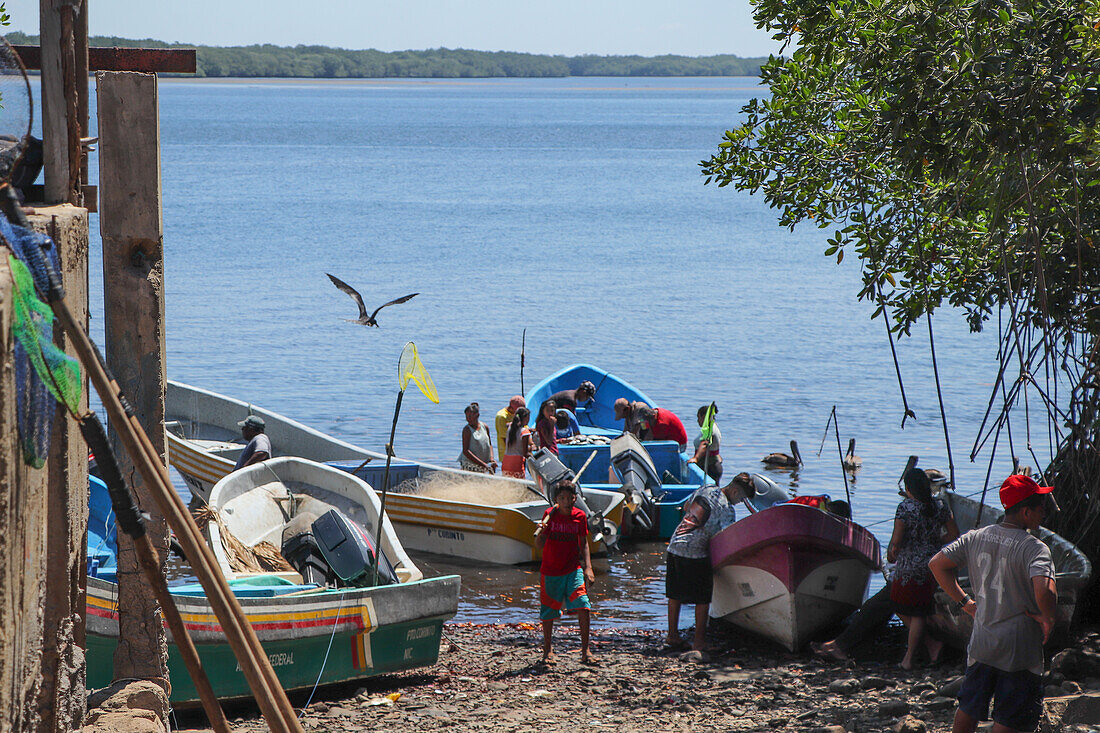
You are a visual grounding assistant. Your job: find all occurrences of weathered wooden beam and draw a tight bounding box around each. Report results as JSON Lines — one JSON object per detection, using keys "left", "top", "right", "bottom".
{"left": 75, "top": 0, "right": 89, "bottom": 186}
{"left": 13, "top": 45, "right": 198, "bottom": 73}
{"left": 33, "top": 205, "right": 90, "bottom": 733}
{"left": 0, "top": 260, "right": 51, "bottom": 732}
{"left": 96, "top": 71, "right": 170, "bottom": 691}
{"left": 39, "top": 0, "right": 78, "bottom": 204}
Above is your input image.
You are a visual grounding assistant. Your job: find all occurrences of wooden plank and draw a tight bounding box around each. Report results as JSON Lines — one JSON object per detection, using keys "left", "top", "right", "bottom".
{"left": 24, "top": 184, "right": 97, "bottom": 213}
{"left": 0, "top": 261, "right": 51, "bottom": 732}
{"left": 33, "top": 206, "right": 90, "bottom": 732}
{"left": 75, "top": 0, "right": 89, "bottom": 186}
{"left": 96, "top": 70, "right": 170, "bottom": 689}
{"left": 13, "top": 45, "right": 197, "bottom": 73}
{"left": 39, "top": 0, "right": 71, "bottom": 204}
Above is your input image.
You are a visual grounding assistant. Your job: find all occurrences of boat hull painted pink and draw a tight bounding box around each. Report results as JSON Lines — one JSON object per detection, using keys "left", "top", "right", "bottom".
{"left": 709, "top": 503, "right": 881, "bottom": 651}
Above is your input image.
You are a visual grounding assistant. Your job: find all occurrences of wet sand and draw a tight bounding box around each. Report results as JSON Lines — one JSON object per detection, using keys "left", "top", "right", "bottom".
{"left": 169, "top": 620, "right": 1088, "bottom": 733}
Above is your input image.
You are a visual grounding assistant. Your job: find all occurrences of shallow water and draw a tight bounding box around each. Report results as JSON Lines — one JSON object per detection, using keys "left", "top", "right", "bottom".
{"left": 69, "top": 77, "right": 1049, "bottom": 630}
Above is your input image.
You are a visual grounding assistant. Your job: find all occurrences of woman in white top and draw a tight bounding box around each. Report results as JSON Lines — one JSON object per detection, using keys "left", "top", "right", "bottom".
{"left": 459, "top": 402, "right": 497, "bottom": 473}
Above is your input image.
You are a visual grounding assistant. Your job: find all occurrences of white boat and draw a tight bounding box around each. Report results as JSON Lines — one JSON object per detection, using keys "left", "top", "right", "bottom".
{"left": 708, "top": 475, "right": 882, "bottom": 651}
{"left": 165, "top": 380, "right": 625, "bottom": 565}
{"left": 204, "top": 456, "right": 421, "bottom": 584}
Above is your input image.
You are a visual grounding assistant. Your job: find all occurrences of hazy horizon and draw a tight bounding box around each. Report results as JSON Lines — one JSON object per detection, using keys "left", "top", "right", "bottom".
{"left": 5, "top": 0, "right": 780, "bottom": 58}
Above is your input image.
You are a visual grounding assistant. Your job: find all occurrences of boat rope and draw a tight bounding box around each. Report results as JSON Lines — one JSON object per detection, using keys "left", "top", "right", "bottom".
{"left": 577, "top": 373, "right": 611, "bottom": 427}
{"left": 828, "top": 406, "right": 852, "bottom": 509}
{"left": 860, "top": 487, "right": 996, "bottom": 530}
{"left": 440, "top": 627, "right": 498, "bottom": 656}
{"left": 298, "top": 590, "right": 347, "bottom": 716}
{"left": 815, "top": 408, "right": 833, "bottom": 458}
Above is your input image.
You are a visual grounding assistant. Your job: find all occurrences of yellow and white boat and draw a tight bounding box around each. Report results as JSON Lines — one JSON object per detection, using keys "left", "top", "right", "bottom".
{"left": 166, "top": 380, "right": 625, "bottom": 565}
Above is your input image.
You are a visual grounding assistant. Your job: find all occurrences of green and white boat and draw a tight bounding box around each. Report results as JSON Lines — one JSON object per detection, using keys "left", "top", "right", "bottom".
{"left": 85, "top": 459, "right": 460, "bottom": 707}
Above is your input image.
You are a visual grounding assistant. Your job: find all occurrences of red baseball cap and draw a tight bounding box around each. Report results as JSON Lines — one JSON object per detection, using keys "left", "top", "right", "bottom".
{"left": 999, "top": 474, "right": 1053, "bottom": 510}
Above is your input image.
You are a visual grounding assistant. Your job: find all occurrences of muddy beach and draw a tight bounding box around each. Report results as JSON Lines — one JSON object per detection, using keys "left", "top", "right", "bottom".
{"left": 162, "top": 621, "right": 1100, "bottom": 733}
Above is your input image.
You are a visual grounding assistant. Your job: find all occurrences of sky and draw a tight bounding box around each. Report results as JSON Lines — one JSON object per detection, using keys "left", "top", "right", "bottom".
{"left": 5, "top": 0, "right": 780, "bottom": 57}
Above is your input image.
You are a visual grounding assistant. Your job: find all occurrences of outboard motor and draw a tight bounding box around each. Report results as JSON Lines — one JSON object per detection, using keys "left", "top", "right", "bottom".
{"left": 281, "top": 513, "right": 333, "bottom": 586}
{"left": 748, "top": 473, "right": 792, "bottom": 511}
{"left": 312, "top": 509, "right": 398, "bottom": 587}
{"left": 527, "top": 448, "right": 610, "bottom": 544}
{"left": 609, "top": 433, "right": 660, "bottom": 531}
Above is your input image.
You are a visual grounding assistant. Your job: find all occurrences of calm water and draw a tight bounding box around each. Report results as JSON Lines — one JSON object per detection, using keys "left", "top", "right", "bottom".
{"left": 72, "top": 77, "right": 1048, "bottom": 629}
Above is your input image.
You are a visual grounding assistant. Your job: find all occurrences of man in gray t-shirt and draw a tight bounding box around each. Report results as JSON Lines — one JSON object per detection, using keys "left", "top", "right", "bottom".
{"left": 233, "top": 415, "right": 272, "bottom": 471}
{"left": 929, "top": 474, "right": 1058, "bottom": 733}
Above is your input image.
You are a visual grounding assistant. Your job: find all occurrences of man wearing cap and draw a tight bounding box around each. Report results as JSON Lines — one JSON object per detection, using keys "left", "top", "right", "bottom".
{"left": 233, "top": 415, "right": 272, "bottom": 471}
{"left": 496, "top": 396, "right": 525, "bottom": 462}
{"left": 549, "top": 380, "right": 596, "bottom": 414}
{"left": 613, "top": 397, "right": 650, "bottom": 437}
{"left": 929, "top": 474, "right": 1058, "bottom": 733}
{"left": 638, "top": 406, "right": 688, "bottom": 452}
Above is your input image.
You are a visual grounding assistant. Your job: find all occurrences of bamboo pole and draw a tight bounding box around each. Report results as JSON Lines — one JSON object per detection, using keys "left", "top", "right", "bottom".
{"left": 0, "top": 190, "right": 304, "bottom": 732}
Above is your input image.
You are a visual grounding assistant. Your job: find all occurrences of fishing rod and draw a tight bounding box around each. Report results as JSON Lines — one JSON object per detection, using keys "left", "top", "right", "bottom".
{"left": 829, "top": 406, "right": 853, "bottom": 510}
{"left": 520, "top": 328, "right": 526, "bottom": 395}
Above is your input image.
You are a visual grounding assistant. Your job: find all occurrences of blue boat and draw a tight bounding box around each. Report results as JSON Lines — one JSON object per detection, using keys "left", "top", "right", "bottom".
{"left": 524, "top": 363, "right": 658, "bottom": 435}
{"left": 525, "top": 364, "right": 709, "bottom": 537}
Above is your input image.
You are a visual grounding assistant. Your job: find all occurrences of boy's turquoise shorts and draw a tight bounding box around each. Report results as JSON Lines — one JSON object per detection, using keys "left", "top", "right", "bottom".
{"left": 540, "top": 569, "right": 591, "bottom": 620}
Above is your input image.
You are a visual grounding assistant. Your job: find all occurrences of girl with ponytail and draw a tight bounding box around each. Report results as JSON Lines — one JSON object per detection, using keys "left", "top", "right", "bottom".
{"left": 502, "top": 407, "right": 533, "bottom": 478}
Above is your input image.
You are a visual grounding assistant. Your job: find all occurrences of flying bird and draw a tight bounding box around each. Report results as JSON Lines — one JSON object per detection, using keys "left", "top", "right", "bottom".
{"left": 326, "top": 273, "right": 418, "bottom": 327}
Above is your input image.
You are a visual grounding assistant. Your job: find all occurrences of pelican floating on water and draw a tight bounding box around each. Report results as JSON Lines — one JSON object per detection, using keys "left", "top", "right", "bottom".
{"left": 763, "top": 440, "right": 802, "bottom": 468}
{"left": 842, "top": 438, "right": 862, "bottom": 471}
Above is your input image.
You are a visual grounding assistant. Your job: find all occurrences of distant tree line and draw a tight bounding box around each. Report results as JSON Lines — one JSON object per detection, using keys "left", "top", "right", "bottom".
{"left": 5, "top": 32, "right": 766, "bottom": 78}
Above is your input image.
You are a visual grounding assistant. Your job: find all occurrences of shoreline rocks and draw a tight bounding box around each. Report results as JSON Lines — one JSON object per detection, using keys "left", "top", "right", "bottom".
{"left": 130, "top": 622, "right": 1100, "bottom": 732}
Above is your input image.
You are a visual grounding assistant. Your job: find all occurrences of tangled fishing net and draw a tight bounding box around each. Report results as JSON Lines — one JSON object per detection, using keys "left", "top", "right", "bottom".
{"left": 192, "top": 505, "right": 294, "bottom": 574}
{"left": 1, "top": 214, "right": 81, "bottom": 467}
{"left": 400, "top": 471, "right": 536, "bottom": 506}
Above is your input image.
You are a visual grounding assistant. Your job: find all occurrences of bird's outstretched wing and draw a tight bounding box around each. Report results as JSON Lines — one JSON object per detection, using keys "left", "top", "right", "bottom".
{"left": 326, "top": 273, "right": 368, "bottom": 320}
{"left": 370, "top": 293, "right": 420, "bottom": 322}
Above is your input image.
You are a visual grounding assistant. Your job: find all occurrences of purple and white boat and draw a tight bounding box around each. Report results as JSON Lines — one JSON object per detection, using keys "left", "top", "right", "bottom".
{"left": 709, "top": 477, "right": 882, "bottom": 651}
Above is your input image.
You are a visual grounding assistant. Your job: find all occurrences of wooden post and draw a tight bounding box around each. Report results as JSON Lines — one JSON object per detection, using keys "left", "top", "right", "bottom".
{"left": 33, "top": 206, "right": 90, "bottom": 732}
{"left": 39, "top": 0, "right": 82, "bottom": 205}
{"left": 75, "top": 0, "right": 89, "bottom": 186}
{"left": 96, "top": 71, "right": 170, "bottom": 690}
{"left": 0, "top": 260, "right": 50, "bottom": 731}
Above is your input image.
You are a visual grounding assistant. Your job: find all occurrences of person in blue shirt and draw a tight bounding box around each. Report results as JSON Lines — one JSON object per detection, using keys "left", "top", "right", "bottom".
{"left": 554, "top": 408, "right": 580, "bottom": 441}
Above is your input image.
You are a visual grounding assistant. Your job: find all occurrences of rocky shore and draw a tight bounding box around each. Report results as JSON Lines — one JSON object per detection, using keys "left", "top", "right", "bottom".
{"left": 153, "top": 621, "right": 1100, "bottom": 733}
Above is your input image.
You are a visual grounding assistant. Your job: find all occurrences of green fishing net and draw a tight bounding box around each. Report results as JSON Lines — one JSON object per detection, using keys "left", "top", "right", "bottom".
{"left": 700, "top": 403, "right": 717, "bottom": 442}
{"left": 8, "top": 254, "right": 81, "bottom": 466}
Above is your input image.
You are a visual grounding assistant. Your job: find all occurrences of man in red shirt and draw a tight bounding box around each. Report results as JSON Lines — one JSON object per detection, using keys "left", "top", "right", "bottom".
{"left": 640, "top": 407, "right": 688, "bottom": 451}
{"left": 534, "top": 481, "right": 596, "bottom": 665}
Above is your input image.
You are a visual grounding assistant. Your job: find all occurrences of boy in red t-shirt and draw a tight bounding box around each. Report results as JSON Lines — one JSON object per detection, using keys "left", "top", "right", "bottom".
{"left": 534, "top": 481, "right": 596, "bottom": 665}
